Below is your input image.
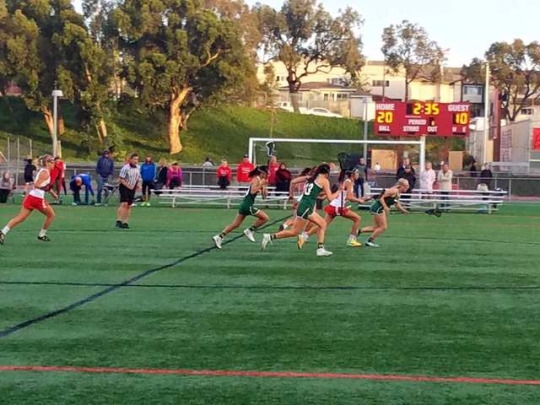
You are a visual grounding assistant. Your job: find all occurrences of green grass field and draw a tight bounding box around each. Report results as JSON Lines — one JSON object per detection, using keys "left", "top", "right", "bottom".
{"left": 0, "top": 203, "right": 539, "bottom": 404}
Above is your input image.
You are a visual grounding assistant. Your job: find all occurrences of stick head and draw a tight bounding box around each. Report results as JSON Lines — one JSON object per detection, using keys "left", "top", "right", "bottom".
{"left": 337, "top": 152, "right": 351, "bottom": 171}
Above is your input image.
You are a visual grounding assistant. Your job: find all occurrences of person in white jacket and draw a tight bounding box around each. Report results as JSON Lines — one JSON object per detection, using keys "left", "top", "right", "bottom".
{"left": 419, "top": 161, "right": 436, "bottom": 197}
{"left": 437, "top": 163, "right": 453, "bottom": 210}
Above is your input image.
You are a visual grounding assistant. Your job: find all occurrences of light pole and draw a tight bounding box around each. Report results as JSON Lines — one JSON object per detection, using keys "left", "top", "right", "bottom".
{"left": 52, "top": 87, "right": 63, "bottom": 157}
{"left": 483, "top": 62, "right": 490, "bottom": 164}
{"left": 363, "top": 97, "right": 369, "bottom": 159}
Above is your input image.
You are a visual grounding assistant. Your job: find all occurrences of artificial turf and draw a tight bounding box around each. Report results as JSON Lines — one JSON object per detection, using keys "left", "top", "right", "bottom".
{"left": 0, "top": 203, "right": 539, "bottom": 404}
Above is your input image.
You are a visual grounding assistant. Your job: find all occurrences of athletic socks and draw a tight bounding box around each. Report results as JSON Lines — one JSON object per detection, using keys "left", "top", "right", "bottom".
{"left": 368, "top": 237, "right": 374, "bottom": 243}
{"left": 1, "top": 226, "right": 10, "bottom": 235}
{"left": 318, "top": 243, "right": 324, "bottom": 249}
{"left": 271, "top": 234, "right": 277, "bottom": 240}
{"left": 219, "top": 232, "right": 226, "bottom": 239}
{"left": 249, "top": 226, "right": 256, "bottom": 232}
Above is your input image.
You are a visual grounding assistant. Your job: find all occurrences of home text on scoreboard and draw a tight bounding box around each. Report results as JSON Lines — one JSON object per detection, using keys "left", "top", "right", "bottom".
{"left": 374, "top": 101, "right": 471, "bottom": 137}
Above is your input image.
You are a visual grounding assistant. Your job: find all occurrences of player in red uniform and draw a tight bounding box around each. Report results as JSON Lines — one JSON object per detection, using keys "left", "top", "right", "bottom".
{"left": 0, "top": 155, "right": 56, "bottom": 245}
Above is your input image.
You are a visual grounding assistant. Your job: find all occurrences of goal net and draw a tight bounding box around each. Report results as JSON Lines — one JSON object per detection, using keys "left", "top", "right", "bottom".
{"left": 248, "top": 137, "right": 426, "bottom": 171}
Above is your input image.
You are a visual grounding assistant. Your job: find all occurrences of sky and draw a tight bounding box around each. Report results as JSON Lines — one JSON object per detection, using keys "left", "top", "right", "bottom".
{"left": 72, "top": 0, "right": 540, "bottom": 67}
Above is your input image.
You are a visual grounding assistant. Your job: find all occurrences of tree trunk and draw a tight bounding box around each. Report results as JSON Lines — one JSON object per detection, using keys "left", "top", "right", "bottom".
{"left": 95, "top": 118, "right": 108, "bottom": 144}
{"left": 42, "top": 106, "right": 54, "bottom": 137}
{"left": 168, "top": 87, "right": 191, "bottom": 154}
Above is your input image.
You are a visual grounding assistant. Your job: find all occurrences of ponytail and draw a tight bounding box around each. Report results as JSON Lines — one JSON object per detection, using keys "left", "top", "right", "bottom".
{"left": 308, "top": 163, "right": 330, "bottom": 183}
{"left": 249, "top": 165, "right": 268, "bottom": 178}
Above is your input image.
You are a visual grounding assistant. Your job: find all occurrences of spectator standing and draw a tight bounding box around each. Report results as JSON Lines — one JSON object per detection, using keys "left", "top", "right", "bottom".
{"left": 0, "top": 171, "right": 15, "bottom": 204}
{"left": 419, "top": 161, "right": 436, "bottom": 196}
{"left": 470, "top": 160, "right": 478, "bottom": 178}
{"left": 479, "top": 163, "right": 493, "bottom": 189}
{"left": 396, "top": 157, "right": 415, "bottom": 180}
{"left": 155, "top": 158, "right": 168, "bottom": 194}
{"left": 116, "top": 153, "right": 141, "bottom": 229}
{"left": 23, "top": 158, "right": 37, "bottom": 195}
{"left": 373, "top": 162, "right": 381, "bottom": 173}
{"left": 216, "top": 160, "right": 232, "bottom": 190}
{"left": 236, "top": 154, "right": 255, "bottom": 184}
{"left": 96, "top": 150, "right": 115, "bottom": 206}
{"left": 354, "top": 157, "right": 368, "bottom": 197}
{"left": 167, "top": 162, "right": 183, "bottom": 189}
{"left": 399, "top": 165, "right": 416, "bottom": 201}
{"left": 49, "top": 157, "right": 65, "bottom": 204}
{"left": 267, "top": 155, "right": 279, "bottom": 187}
{"left": 140, "top": 156, "right": 156, "bottom": 206}
{"left": 437, "top": 163, "right": 453, "bottom": 210}
{"left": 54, "top": 157, "right": 67, "bottom": 198}
{"left": 275, "top": 163, "right": 292, "bottom": 193}
{"left": 69, "top": 174, "right": 95, "bottom": 205}
{"left": 202, "top": 157, "right": 214, "bottom": 167}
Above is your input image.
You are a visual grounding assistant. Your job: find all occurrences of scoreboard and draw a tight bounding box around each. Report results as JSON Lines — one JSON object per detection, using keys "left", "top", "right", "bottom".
{"left": 374, "top": 101, "right": 470, "bottom": 136}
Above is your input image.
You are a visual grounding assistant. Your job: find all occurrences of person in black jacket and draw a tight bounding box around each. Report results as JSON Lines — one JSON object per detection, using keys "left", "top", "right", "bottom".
{"left": 154, "top": 158, "right": 168, "bottom": 195}
{"left": 398, "top": 165, "right": 416, "bottom": 201}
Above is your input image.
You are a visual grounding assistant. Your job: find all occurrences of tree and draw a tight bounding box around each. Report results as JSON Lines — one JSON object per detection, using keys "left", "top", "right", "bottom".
{"left": 114, "top": 0, "right": 250, "bottom": 154}
{"left": 463, "top": 40, "right": 540, "bottom": 122}
{"left": 381, "top": 20, "right": 443, "bottom": 101}
{"left": 256, "top": 0, "right": 364, "bottom": 111}
{"left": 1, "top": 0, "right": 110, "bottom": 144}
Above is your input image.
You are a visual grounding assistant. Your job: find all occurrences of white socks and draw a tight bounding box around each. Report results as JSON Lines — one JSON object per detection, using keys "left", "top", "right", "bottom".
{"left": 1, "top": 226, "right": 9, "bottom": 235}
{"left": 38, "top": 229, "right": 47, "bottom": 238}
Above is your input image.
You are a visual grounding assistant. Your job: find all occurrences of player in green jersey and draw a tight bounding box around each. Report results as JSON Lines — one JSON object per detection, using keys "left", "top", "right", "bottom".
{"left": 213, "top": 166, "right": 269, "bottom": 249}
{"left": 261, "top": 164, "right": 342, "bottom": 257}
{"left": 360, "top": 178, "right": 410, "bottom": 247}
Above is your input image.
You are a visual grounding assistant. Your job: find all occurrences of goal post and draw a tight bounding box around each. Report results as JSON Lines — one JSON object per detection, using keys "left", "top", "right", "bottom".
{"left": 248, "top": 137, "right": 427, "bottom": 170}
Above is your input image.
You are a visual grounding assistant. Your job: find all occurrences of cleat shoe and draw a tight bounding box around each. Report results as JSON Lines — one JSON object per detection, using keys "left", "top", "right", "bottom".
{"left": 243, "top": 228, "right": 256, "bottom": 243}
{"left": 261, "top": 233, "right": 272, "bottom": 250}
{"left": 433, "top": 210, "right": 442, "bottom": 217}
{"left": 297, "top": 235, "right": 305, "bottom": 250}
{"left": 0, "top": 231, "right": 4, "bottom": 245}
{"left": 115, "top": 221, "right": 123, "bottom": 228}
{"left": 213, "top": 235, "right": 223, "bottom": 249}
{"left": 37, "top": 235, "right": 51, "bottom": 242}
{"left": 347, "top": 239, "right": 362, "bottom": 247}
{"left": 316, "top": 247, "right": 333, "bottom": 257}
{"left": 121, "top": 223, "right": 130, "bottom": 229}
{"left": 365, "top": 240, "right": 380, "bottom": 248}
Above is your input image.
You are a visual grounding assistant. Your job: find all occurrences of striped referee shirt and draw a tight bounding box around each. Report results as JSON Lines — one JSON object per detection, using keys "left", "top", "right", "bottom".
{"left": 119, "top": 163, "right": 141, "bottom": 189}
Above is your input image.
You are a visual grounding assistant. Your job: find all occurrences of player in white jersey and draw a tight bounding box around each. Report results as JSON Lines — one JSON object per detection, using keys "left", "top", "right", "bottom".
{"left": 0, "top": 155, "right": 56, "bottom": 245}
{"left": 299, "top": 169, "right": 371, "bottom": 248}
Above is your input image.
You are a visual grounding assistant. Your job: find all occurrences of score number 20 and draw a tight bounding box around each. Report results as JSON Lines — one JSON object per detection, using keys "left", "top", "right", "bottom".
{"left": 376, "top": 111, "right": 393, "bottom": 124}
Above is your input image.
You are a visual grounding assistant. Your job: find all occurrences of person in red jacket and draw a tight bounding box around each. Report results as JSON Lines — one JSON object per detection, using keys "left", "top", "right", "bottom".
{"left": 216, "top": 160, "right": 232, "bottom": 189}
{"left": 236, "top": 154, "right": 255, "bottom": 184}
{"left": 267, "top": 155, "right": 279, "bottom": 187}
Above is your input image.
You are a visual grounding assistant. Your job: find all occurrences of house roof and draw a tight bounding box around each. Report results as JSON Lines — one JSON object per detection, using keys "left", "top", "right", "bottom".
{"left": 278, "top": 82, "right": 357, "bottom": 92}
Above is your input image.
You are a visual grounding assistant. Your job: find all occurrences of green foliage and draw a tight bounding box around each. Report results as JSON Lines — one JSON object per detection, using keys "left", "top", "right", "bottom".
{"left": 462, "top": 40, "right": 540, "bottom": 122}
{"left": 381, "top": 20, "right": 443, "bottom": 101}
{"left": 256, "top": 0, "right": 364, "bottom": 94}
{"left": 114, "top": 0, "right": 252, "bottom": 153}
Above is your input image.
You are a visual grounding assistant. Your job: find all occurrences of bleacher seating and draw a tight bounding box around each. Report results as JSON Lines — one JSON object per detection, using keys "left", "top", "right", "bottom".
{"left": 152, "top": 185, "right": 290, "bottom": 209}
{"left": 362, "top": 187, "right": 507, "bottom": 214}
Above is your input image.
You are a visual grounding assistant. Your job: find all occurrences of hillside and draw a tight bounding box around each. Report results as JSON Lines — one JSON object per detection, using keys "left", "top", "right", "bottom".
{"left": 0, "top": 97, "right": 463, "bottom": 165}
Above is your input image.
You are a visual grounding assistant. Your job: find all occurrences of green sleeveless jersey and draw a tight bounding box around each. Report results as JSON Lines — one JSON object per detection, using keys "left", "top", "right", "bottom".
{"left": 370, "top": 192, "right": 399, "bottom": 214}
{"left": 300, "top": 181, "right": 323, "bottom": 207}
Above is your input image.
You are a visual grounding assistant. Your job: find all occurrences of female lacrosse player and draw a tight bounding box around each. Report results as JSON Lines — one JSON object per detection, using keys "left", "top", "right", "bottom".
{"left": 0, "top": 155, "right": 56, "bottom": 245}
{"left": 300, "top": 169, "right": 372, "bottom": 248}
{"left": 261, "top": 163, "right": 342, "bottom": 257}
{"left": 212, "top": 166, "right": 269, "bottom": 249}
{"left": 278, "top": 167, "right": 313, "bottom": 232}
{"left": 360, "top": 178, "right": 410, "bottom": 247}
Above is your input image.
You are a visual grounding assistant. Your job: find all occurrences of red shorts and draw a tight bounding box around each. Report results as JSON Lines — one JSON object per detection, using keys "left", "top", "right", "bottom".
{"left": 23, "top": 195, "right": 47, "bottom": 212}
{"left": 324, "top": 205, "right": 350, "bottom": 217}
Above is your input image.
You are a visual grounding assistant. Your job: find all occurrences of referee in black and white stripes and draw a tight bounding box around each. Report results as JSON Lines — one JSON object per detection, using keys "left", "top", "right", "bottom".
{"left": 116, "top": 153, "right": 142, "bottom": 229}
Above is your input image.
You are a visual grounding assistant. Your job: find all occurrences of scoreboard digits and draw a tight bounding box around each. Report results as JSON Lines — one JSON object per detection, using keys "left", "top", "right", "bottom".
{"left": 374, "top": 101, "right": 470, "bottom": 136}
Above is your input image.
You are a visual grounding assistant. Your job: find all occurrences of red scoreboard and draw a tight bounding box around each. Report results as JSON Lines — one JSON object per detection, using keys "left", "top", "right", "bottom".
{"left": 374, "top": 101, "right": 470, "bottom": 136}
